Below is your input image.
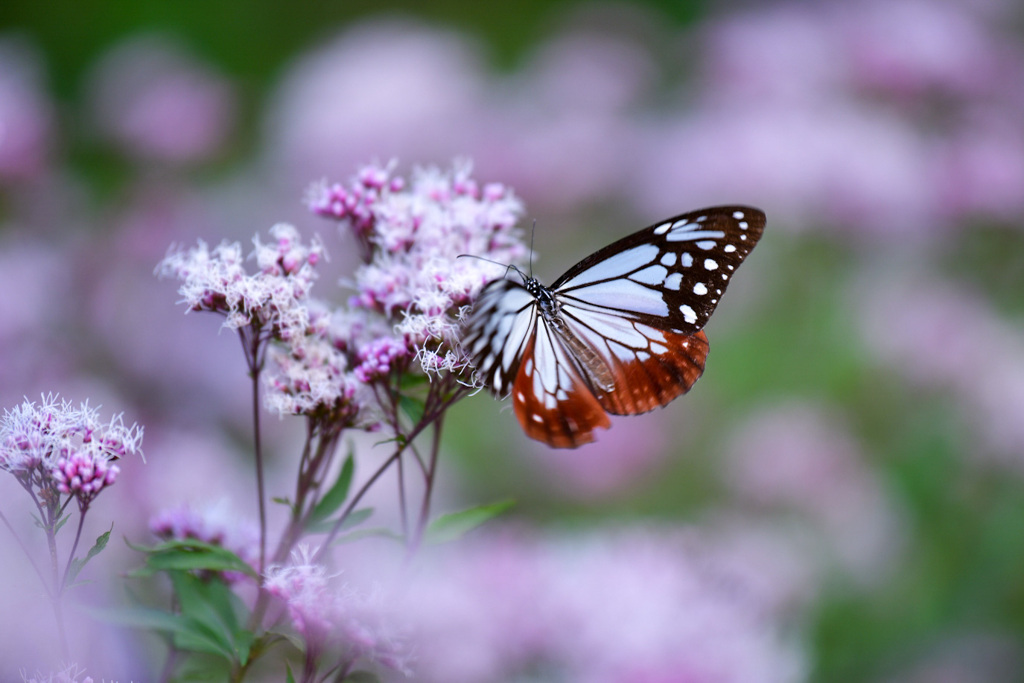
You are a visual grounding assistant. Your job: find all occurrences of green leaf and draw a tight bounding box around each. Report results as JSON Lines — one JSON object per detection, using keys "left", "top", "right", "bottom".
{"left": 306, "top": 507, "right": 374, "bottom": 535}
{"left": 399, "top": 372, "right": 429, "bottom": 390}
{"left": 286, "top": 664, "right": 296, "bottom": 683}
{"left": 169, "top": 572, "right": 254, "bottom": 663}
{"left": 67, "top": 524, "right": 113, "bottom": 584}
{"left": 140, "top": 539, "right": 259, "bottom": 579}
{"left": 425, "top": 499, "right": 516, "bottom": 544}
{"left": 398, "top": 394, "right": 426, "bottom": 425}
{"left": 308, "top": 451, "right": 355, "bottom": 526}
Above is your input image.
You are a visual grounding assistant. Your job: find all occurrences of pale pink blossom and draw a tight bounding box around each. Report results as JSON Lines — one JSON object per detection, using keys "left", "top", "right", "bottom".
{"left": 0, "top": 395, "right": 143, "bottom": 505}
{"left": 87, "top": 36, "right": 234, "bottom": 164}
{"left": 386, "top": 527, "right": 806, "bottom": 683}
{"left": 858, "top": 274, "right": 1024, "bottom": 469}
{"left": 0, "top": 39, "right": 53, "bottom": 181}
{"left": 264, "top": 546, "right": 409, "bottom": 673}
{"left": 723, "top": 402, "right": 904, "bottom": 584}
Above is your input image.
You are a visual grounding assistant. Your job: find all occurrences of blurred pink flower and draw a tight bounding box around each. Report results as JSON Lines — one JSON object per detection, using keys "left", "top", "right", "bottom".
{"left": 266, "top": 20, "right": 487, "bottom": 183}
{"left": 523, "top": 409, "right": 674, "bottom": 500}
{"left": 858, "top": 274, "right": 1024, "bottom": 469}
{"left": 359, "top": 526, "right": 807, "bottom": 683}
{"left": 264, "top": 546, "right": 410, "bottom": 674}
{"left": 723, "top": 402, "right": 903, "bottom": 584}
{"left": 0, "top": 39, "right": 53, "bottom": 181}
{"left": 838, "top": 0, "right": 1010, "bottom": 99}
{"left": 635, "top": 0, "right": 1024, "bottom": 237}
{"left": 87, "top": 36, "right": 234, "bottom": 164}
{"left": 475, "top": 26, "right": 654, "bottom": 211}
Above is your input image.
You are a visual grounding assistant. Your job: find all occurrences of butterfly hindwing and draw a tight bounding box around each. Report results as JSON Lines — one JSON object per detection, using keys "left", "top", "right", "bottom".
{"left": 555, "top": 301, "right": 711, "bottom": 415}
{"left": 511, "top": 317, "right": 611, "bottom": 448}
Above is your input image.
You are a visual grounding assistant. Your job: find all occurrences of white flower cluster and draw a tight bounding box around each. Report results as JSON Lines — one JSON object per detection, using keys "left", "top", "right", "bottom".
{"left": 0, "top": 394, "right": 143, "bottom": 501}
{"left": 157, "top": 223, "right": 323, "bottom": 336}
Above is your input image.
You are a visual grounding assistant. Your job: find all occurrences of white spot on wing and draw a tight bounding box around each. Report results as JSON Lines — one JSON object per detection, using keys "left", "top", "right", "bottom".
{"left": 680, "top": 304, "right": 697, "bottom": 324}
{"left": 696, "top": 240, "right": 716, "bottom": 250}
{"left": 733, "top": 211, "right": 744, "bottom": 219}
{"left": 660, "top": 252, "right": 677, "bottom": 266}
{"left": 654, "top": 222, "right": 671, "bottom": 235}
{"left": 667, "top": 229, "right": 725, "bottom": 243}
{"left": 629, "top": 265, "right": 668, "bottom": 285}
{"left": 664, "top": 273, "right": 683, "bottom": 290}
{"left": 704, "top": 258, "right": 718, "bottom": 270}
{"left": 681, "top": 253, "right": 693, "bottom": 267}
{"left": 724, "top": 244, "right": 737, "bottom": 253}
{"left": 693, "top": 283, "right": 708, "bottom": 295}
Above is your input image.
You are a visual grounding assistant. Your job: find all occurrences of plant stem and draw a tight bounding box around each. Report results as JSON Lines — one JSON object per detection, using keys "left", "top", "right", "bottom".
{"left": 242, "top": 329, "right": 269, "bottom": 576}
{"left": 410, "top": 415, "right": 444, "bottom": 555}
{"left": 59, "top": 507, "right": 88, "bottom": 590}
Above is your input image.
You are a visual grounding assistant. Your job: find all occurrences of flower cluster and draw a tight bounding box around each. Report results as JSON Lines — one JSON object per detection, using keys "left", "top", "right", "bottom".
{"left": 156, "top": 222, "right": 323, "bottom": 336}
{"left": 0, "top": 395, "right": 143, "bottom": 505}
{"left": 309, "top": 160, "right": 527, "bottom": 379}
{"left": 264, "top": 546, "right": 409, "bottom": 674}
{"left": 337, "top": 527, "right": 804, "bottom": 683}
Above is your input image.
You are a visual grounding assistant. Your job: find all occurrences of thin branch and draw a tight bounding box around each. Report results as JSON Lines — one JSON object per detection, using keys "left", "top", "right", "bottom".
{"left": 59, "top": 504, "right": 88, "bottom": 591}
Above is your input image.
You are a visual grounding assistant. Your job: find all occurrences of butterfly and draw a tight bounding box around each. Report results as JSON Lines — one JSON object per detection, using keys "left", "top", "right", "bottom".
{"left": 463, "top": 206, "right": 766, "bottom": 448}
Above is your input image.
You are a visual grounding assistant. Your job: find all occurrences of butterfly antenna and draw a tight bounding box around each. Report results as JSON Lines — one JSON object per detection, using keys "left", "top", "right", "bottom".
{"left": 456, "top": 253, "right": 520, "bottom": 281}
{"left": 529, "top": 219, "right": 537, "bottom": 278}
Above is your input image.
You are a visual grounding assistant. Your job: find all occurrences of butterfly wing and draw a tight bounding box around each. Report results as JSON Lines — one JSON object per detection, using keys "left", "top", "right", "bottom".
{"left": 465, "top": 278, "right": 613, "bottom": 447}
{"left": 551, "top": 206, "right": 764, "bottom": 415}
{"left": 463, "top": 279, "right": 537, "bottom": 397}
{"left": 464, "top": 205, "right": 766, "bottom": 447}
{"left": 510, "top": 316, "right": 612, "bottom": 448}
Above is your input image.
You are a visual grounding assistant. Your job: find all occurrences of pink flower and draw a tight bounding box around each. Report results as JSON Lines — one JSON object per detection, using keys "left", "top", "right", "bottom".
{"left": 264, "top": 546, "right": 409, "bottom": 673}
{"left": 87, "top": 36, "right": 234, "bottom": 164}
{"left": 312, "top": 160, "right": 527, "bottom": 384}
{"left": 723, "top": 402, "right": 904, "bottom": 584}
{"left": 0, "top": 395, "right": 143, "bottom": 505}
{"left": 156, "top": 223, "right": 323, "bottom": 335}
{"left": 354, "top": 336, "right": 409, "bottom": 383}
{"left": 858, "top": 274, "right": 1024, "bottom": 469}
{"left": 0, "top": 39, "right": 54, "bottom": 181}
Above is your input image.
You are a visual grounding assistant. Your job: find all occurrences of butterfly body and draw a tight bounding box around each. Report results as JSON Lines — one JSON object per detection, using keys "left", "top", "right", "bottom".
{"left": 464, "top": 206, "right": 766, "bottom": 448}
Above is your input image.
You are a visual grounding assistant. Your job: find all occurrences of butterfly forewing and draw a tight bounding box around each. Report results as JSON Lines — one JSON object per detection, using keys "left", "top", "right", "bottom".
{"left": 553, "top": 206, "right": 765, "bottom": 335}
{"left": 464, "top": 205, "right": 765, "bottom": 448}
